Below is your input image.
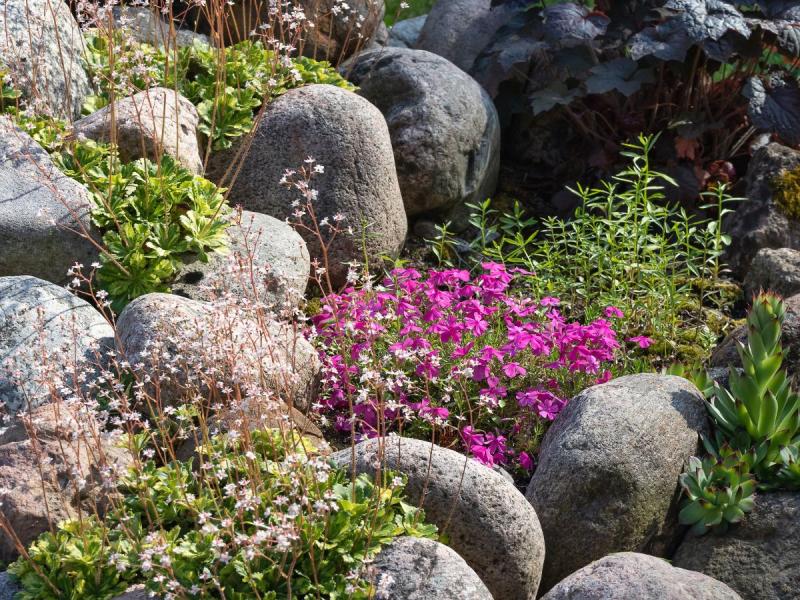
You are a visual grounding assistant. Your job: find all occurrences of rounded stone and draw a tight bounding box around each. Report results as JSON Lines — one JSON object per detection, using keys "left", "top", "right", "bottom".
{"left": 332, "top": 436, "right": 545, "bottom": 599}
{"left": 224, "top": 0, "right": 385, "bottom": 62}
{"left": 0, "top": 117, "right": 99, "bottom": 285}
{"left": 674, "top": 492, "right": 800, "bottom": 600}
{"left": 526, "top": 374, "right": 710, "bottom": 593}
{"left": 415, "top": 0, "right": 518, "bottom": 73}
{"left": 172, "top": 210, "right": 310, "bottom": 310}
{"left": 743, "top": 247, "right": 800, "bottom": 300}
{"left": 73, "top": 87, "right": 203, "bottom": 174}
{"left": 387, "top": 14, "right": 427, "bottom": 48}
{"left": 115, "top": 293, "right": 320, "bottom": 410}
{"left": 0, "top": 276, "right": 114, "bottom": 417}
{"left": 0, "top": 0, "right": 92, "bottom": 120}
{"left": 206, "top": 84, "right": 407, "bottom": 288}
{"left": 541, "top": 553, "right": 743, "bottom": 600}
{"left": 345, "top": 48, "right": 500, "bottom": 218}
{"left": 370, "top": 536, "right": 493, "bottom": 600}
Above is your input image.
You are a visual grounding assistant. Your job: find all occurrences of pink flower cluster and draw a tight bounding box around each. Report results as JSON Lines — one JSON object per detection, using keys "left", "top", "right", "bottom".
{"left": 310, "top": 263, "right": 636, "bottom": 471}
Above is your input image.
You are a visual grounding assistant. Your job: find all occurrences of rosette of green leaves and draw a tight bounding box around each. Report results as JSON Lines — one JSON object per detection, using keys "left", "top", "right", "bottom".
{"left": 9, "top": 430, "right": 436, "bottom": 600}
{"left": 679, "top": 441, "right": 757, "bottom": 535}
{"left": 707, "top": 293, "right": 800, "bottom": 470}
{"left": 775, "top": 445, "right": 800, "bottom": 490}
{"left": 55, "top": 141, "right": 230, "bottom": 310}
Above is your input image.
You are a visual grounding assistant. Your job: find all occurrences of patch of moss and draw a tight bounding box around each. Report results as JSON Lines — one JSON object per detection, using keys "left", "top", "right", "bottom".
{"left": 773, "top": 166, "right": 800, "bottom": 220}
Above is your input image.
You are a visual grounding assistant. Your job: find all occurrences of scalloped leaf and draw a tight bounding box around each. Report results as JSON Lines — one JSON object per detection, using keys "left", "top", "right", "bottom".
{"left": 630, "top": 20, "right": 694, "bottom": 61}
{"left": 743, "top": 74, "right": 800, "bottom": 146}
{"left": 529, "top": 81, "right": 584, "bottom": 115}
{"left": 584, "top": 58, "right": 655, "bottom": 96}
{"left": 665, "top": 0, "right": 750, "bottom": 42}
{"left": 542, "top": 3, "right": 610, "bottom": 44}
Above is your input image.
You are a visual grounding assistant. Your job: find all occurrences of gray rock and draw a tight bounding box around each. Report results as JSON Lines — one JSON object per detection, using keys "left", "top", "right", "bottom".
{"left": 542, "top": 552, "right": 743, "bottom": 600}
{"left": 74, "top": 87, "right": 203, "bottom": 174}
{"left": 526, "top": 374, "right": 710, "bottom": 593}
{"left": 0, "top": 117, "right": 99, "bottom": 285}
{"left": 332, "top": 436, "right": 544, "bottom": 600}
{"left": 172, "top": 211, "right": 310, "bottom": 310}
{"left": 0, "top": 0, "right": 91, "bottom": 120}
{"left": 743, "top": 247, "right": 800, "bottom": 300}
{"left": 0, "top": 572, "right": 20, "bottom": 600}
{"left": 370, "top": 536, "right": 493, "bottom": 600}
{"left": 0, "top": 403, "right": 131, "bottom": 562}
{"left": 724, "top": 143, "right": 800, "bottom": 278}
{"left": 116, "top": 293, "right": 319, "bottom": 410}
{"left": 206, "top": 84, "right": 407, "bottom": 288}
{"left": 387, "top": 15, "right": 427, "bottom": 48}
{"left": 225, "top": 0, "right": 384, "bottom": 62}
{"left": 0, "top": 276, "right": 114, "bottom": 416}
{"left": 113, "top": 5, "right": 211, "bottom": 48}
{"left": 674, "top": 492, "right": 800, "bottom": 600}
{"left": 711, "top": 292, "right": 800, "bottom": 379}
{"left": 345, "top": 48, "right": 499, "bottom": 218}
{"left": 415, "top": 0, "right": 517, "bottom": 73}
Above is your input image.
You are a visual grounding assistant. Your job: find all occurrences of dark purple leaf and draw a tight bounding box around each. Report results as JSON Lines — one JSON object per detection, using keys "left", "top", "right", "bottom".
{"left": 529, "top": 81, "right": 584, "bottom": 115}
{"left": 584, "top": 58, "right": 655, "bottom": 96}
{"left": 630, "top": 20, "right": 694, "bottom": 61}
{"left": 665, "top": 0, "right": 750, "bottom": 41}
{"left": 542, "top": 3, "right": 610, "bottom": 44}
{"left": 743, "top": 74, "right": 800, "bottom": 146}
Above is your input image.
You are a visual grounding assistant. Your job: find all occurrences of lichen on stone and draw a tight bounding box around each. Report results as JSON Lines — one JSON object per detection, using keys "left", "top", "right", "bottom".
{"left": 773, "top": 166, "right": 800, "bottom": 220}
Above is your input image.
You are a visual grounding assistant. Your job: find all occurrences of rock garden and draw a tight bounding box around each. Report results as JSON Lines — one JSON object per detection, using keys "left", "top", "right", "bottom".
{"left": 1, "top": 0, "right": 800, "bottom": 598}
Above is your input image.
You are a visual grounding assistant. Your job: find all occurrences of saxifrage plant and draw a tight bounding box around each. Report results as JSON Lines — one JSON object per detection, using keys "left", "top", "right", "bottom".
{"left": 8, "top": 430, "right": 436, "bottom": 599}
{"left": 83, "top": 33, "right": 355, "bottom": 151}
{"left": 54, "top": 141, "right": 231, "bottom": 310}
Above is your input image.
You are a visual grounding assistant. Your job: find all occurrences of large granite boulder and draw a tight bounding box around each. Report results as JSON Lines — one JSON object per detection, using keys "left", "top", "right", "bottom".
{"left": 541, "top": 553, "right": 743, "bottom": 600}
{"left": 345, "top": 48, "right": 500, "bottom": 219}
{"left": 333, "top": 436, "right": 545, "bottom": 599}
{"left": 415, "top": 0, "right": 518, "bottom": 73}
{"left": 0, "top": 403, "right": 131, "bottom": 563}
{"left": 370, "top": 536, "right": 493, "bottom": 600}
{"left": 206, "top": 84, "right": 407, "bottom": 288}
{"left": 224, "top": 0, "right": 384, "bottom": 62}
{"left": 0, "top": 0, "right": 91, "bottom": 119}
{"left": 526, "top": 374, "right": 710, "bottom": 592}
{"left": 115, "top": 293, "right": 320, "bottom": 410}
{"left": 0, "top": 118, "right": 98, "bottom": 284}
{"left": 674, "top": 492, "right": 800, "bottom": 600}
{"left": 74, "top": 87, "right": 203, "bottom": 174}
{"left": 112, "top": 5, "right": 211, "bottom": 48}
{"left": 172, "top": 210, "right": 310, "bottom": 310}
{"left": 0, "top": 276, "right": 113, "bottom": 417}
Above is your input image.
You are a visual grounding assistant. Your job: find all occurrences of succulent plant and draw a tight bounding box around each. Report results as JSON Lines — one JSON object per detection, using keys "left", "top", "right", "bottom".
{"left": 679, "top": 444, "right": 757, "bottom": 535}
{"left": 707, "top": 293, "right": 800, "bottom": 466}
{"left": 775, "top": 445, "right": 800, "bottom": 490}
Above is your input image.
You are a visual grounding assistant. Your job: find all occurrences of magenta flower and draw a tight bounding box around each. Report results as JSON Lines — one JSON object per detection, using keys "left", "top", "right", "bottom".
{"left": 540, "top": 296, "right": 560, "bottom": 306}
{"left": 519, "top": 451, "right": 533, "bottom": 472}
{"left": 502, "top": 362, "right": 527, "bottom": 378}
{"left": 628, "top": 335, "right": 654, "bottom": 348}
{"left": 604, "top": 305, "right": 624, "bottom": 318}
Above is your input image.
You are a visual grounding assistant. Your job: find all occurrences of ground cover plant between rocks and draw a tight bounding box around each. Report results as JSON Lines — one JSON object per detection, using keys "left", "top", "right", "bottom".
{"left": 4, "top": 0, "right": 800, "bottom": 599}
